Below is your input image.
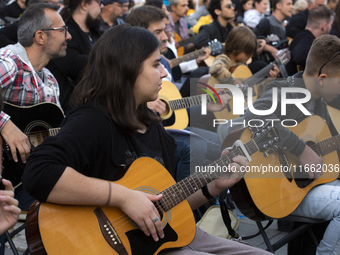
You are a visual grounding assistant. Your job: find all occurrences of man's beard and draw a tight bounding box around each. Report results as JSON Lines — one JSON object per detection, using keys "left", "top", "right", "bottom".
{"left": 85, "top": 13, "right": 101, "bottom": 32}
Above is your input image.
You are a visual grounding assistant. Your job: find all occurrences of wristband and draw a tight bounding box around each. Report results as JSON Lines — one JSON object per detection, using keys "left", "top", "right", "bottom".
{"left": 201, "top": 184, "right": 215, "bottom": 200}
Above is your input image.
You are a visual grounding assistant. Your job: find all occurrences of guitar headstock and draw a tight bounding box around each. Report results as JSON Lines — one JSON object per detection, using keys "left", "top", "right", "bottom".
{"left": 276, "top": 48, "right": 291, "bottom": 66}
{"left": 250, "top": 123, "right": 280, "bottom": 157}
{"left": 208, "top": 39, "right": 223, "bottom": 56}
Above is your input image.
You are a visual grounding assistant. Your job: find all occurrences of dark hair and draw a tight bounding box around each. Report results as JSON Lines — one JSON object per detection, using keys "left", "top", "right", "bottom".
{"left": 307, "top": 5, "right": 333, "bottom": 29}
{"left": 60, "top": 0, "right": 92, "bottom": 22}
{"left": 253, "top": 0, "right": 264, "bottom": 8}
{"left": 208, "top": 0, "right": 221, "bottom": 20}
{"left": 332, "top": 1, "right": 340, "bottom": 33}
{"left": 272, "top": 0, "right": 281, "bottom": 11}
{"left": 72, "top": 24, "right": 161, "bottom": 134}
{"left": 223, "top": 26, "right": 257, "bottom": 57}
{"left": 237, "top": 0, "right": 252, "bottom": 13}
{"left": 125, "top": 5, "right": 166, "bottom": 29}
{"left": 305, "top": 34, "right": 340, "bottom": 76}
{"left": 144, "top": 0, "right": 163, "bottom": 9}
{"left": 18, "top": 3, "right": 59, "bottom": 46}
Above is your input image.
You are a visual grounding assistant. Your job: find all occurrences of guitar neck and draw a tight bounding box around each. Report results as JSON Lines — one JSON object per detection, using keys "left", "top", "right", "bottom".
{"left": 171, "top": 48, "right": 205, "bottom": 68}
{"left": 318, "top": 134, "right": 340, "bottom": 156}
{"left": 169, "top": 91, "right": 230, "bottom": 111}
{"left": 160, "top": 139, "right": 259, "bottom": 211}
{"left": 243, "top": 62, "right": 275, "bottom": 87}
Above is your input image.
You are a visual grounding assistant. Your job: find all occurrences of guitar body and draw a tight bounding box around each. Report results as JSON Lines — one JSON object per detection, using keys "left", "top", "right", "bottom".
{"left": 26, "top": 157, "right": 196, "bottom": 255}
{"left": 203, "top": 55, "right": 215, "bottom": 67}
{"left": 327, "top": 105, "right": 340, "bottom": 133}
{"left": 228, "top": 115, "right": 339, "bottom": 220}
{"left": 159, "top": 81, "right": 189, "bottom": 130}
{"left": 207, "top": 65, "right": 258, "bottom": 121}
{"left": 3, "top": 102, "right": 64, "bottom": 149}
{"left": 2, "top": 102, "right": 64, "bottom": 186}
{"left": 174, "top": 33, "right": 184, "bottom": 57}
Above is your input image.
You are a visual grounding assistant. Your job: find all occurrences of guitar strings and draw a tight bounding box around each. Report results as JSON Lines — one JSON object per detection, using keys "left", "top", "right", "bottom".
{"left": 107, "top": 130, "right": 271, "bottom": 234}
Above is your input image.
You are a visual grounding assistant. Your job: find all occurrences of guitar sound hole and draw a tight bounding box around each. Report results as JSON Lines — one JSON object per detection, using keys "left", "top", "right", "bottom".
{"left": 160, "top": 100, "right": 171, "bottom": 118}
{"left": 154, "top": 200, "right": 164, "bottom": 221}
{"left": 28, "top": 126, "right": 49, "bottom": 148}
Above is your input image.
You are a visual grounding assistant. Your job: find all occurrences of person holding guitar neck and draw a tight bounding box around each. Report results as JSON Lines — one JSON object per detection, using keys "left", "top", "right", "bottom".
{"left": 209, "top": 25, "right": 279, "bottom": 86}
{"left": 245, "top": 34, "right": 340, "bottom": 255}
{"left": 209, "top": 26, "right": 279, "bottom": 144}
{"left": 22, "top": 24, "right": 272, "bottom": 255}
{"left": 167, "top": 0, "right": 196, "bottom": 54}
{"left": 144, "top": 1, "right": 212, "bottom": 83}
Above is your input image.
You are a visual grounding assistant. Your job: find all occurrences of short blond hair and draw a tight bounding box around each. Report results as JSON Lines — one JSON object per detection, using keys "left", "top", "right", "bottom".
{"left": 292, "top": 0, "right": 307, "bottom": 15}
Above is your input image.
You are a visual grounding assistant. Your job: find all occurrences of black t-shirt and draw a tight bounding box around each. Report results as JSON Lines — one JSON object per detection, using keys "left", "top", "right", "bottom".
{"left": 0, "top": 2, "right": 24, "bottom": 22}
{"left": 23, "top": 102, "right": 177, "bottom": 202}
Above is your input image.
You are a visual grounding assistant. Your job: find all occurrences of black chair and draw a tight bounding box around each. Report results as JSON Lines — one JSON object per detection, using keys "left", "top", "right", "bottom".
{"left": 5, "top": 221, "right": 30, "bottom": 255}
{"left": 241, "top": 215, "right": 325, "bottom": 254}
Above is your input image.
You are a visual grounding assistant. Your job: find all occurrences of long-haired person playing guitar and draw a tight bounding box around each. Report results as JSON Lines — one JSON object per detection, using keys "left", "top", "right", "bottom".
{"left": 22, "top": 24, "right": 271, "bottom": 255}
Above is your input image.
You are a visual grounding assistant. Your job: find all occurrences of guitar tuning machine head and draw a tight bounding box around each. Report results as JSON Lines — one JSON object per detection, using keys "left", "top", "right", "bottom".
{"left": 268, "top": 148, "right": 274, "bottom": 154}
{"left": 263, "top": 152, "right": 268, "bottom": 158}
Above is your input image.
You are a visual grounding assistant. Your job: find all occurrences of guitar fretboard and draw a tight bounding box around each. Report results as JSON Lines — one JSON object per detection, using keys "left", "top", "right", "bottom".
{"left": 169, "top": 91, "right": 230, "bottom": 111}
{"left": 171, "top": 49, "right": 205, "bottom": 68}
{"left": 243, "top": 62, "right": 275, "bottom": 87}
{"left": 318, "top": 134, "right": 340, "bottom": 156}
{"left": 160, "top": 139, "right": 259, "bottom": 212}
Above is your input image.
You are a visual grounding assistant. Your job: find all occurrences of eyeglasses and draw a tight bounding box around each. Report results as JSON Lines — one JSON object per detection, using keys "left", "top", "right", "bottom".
{"left": 39, "top": 25, "right": 68, "bottom": 37}
{"left": 225, "top": 3, "right": 235, "bottom": 8}
{"left": 318, "top": 49, "right": 340, "bottom": 76}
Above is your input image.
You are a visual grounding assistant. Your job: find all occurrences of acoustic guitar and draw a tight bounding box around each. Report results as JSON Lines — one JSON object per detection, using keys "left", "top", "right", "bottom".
{"left": 25, "top": 125, "right": 280, "bottom": 255}
{"left": 207, "top": 49, "right": 291, "bottom": 121}
{"left": 227, "top": 115, "right": 340, "bottom": 220}
{"left": 2, "top": 102, "right": 63, "bottom": 159}
{"left": 327, "top": 105, "right": 340, "bottom": 133}
{"left": 170, "top": 40, "right": 222, "bottom": 68}
{"left": 159, "top": 81, "right": 231, "bottom": 130}
{"left": 173, "top": 33, "right": 196, "bottom": 57}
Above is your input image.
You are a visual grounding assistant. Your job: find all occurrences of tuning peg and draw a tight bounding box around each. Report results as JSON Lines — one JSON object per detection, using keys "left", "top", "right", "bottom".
{"left": 273, "top": 145, "right": 278, "bottom": 151}
{"left": 263, "top": 152, "right": 268, "bottom": 158}
{"left": 249, "top": 127, "right": 254, "bottom": 135}
{"left": 268, "top": 148, "right": 274, "bottom": 154}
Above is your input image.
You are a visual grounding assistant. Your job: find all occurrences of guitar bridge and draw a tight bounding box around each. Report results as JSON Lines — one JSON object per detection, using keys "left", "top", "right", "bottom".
{"left": 94, "top": 207, "right": 128, "bottom": 255}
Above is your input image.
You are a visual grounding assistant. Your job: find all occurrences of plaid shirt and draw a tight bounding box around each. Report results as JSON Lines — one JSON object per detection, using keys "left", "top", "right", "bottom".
{"left": 0, "top": 43, "right": 61, "bottom": 130}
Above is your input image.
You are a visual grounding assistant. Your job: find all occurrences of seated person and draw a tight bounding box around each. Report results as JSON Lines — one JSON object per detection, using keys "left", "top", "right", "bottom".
{"left": 243, "top": 0, "right": 267, "bottom": 29}
{"left": 194, "top": 0, "right": 235, "bottom": 54}
{"left": 22, "top": 24, "right": 272, "bottom": 255}
{"left": 235, "top": 0, "right": 254, "bottom": 25}
{"left": 252, "top": 0, "right": 293, "bottom": 63}
{"left": 209, "top": 26, "right": 279, "bottom": 144}
{"left": 285, "top": 6, "right": 334, "bottom": 76}
{"left": 245, "top": 34, "right": 340, "bottom": 255}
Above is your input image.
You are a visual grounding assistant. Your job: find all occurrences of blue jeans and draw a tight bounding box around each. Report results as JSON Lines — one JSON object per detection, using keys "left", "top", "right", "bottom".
{"left": 291, "top": 179, "right": 340, "bottom": 255}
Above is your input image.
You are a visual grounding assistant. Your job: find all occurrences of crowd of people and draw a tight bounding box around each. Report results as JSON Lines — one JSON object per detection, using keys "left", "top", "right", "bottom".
{"left": 0, "top": 0, "right": 340, "bottom": 254}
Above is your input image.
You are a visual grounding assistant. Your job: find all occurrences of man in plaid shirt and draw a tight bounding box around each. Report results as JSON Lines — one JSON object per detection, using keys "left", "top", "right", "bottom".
{"left": 0, "top": 2, "right": 71, "bottom": 164}
{"left": 0, "top": 3, "right": 72, "bottom": 253}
